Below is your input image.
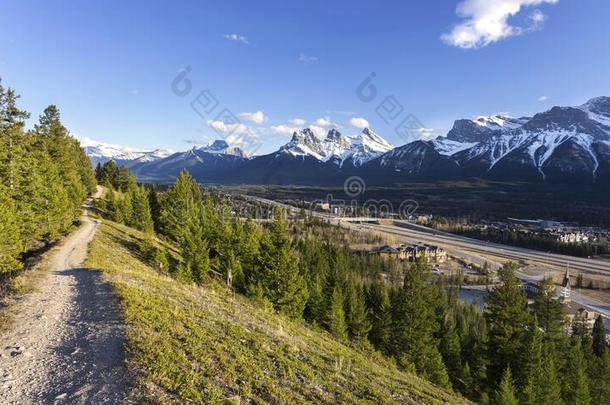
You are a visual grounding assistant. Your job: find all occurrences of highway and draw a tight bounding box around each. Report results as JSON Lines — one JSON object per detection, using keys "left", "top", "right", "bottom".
{"left": 244, "top": 195, "right": 610, "bottom": 320}
{"left": 244, "top": 194, "right": 610, "bottom": 277}
{"left": 353, "top": 221, "right": 610, "bottom": 277}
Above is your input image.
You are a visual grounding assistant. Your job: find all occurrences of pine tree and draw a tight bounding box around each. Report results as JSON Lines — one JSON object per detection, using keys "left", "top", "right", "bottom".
{"left": 366, "top": 280, "right": 392, "bottom": 352}
{"left": 327, "top": 286, "right": 348, "bottom": 341}
{"left": 95, "top": 162, "right": 103, "bottom": 182}
{"left": 495, "top": 367, "right": 519, "bottom": 405}
{"left": 592, "top": 315, "right": 607, "bottom": 358}
{"left": 439, "top": 309, "right": 463, "bottom": 389}
{"left": 131, "top": 186, "right": 154, "bottom": 233}
{"left": 345, "top": 279, "right": 371, "bottom": 342}
{"left": 0, "top": 185, "right": 22, "bottom": 274}
{"left": 250, "top": 209, "right": 308, "bottom": 319}
{"left": 561, "top": 342, "right": 591, "bottom": 405}
{"left": 485, "top": 262, "right": 532, "bottom": 390}
{"left": 158, "top": 170, "right": 203, "bottom": 242}
{"left": 101, "top": 160, "right": 119, "bottom": 188}
{"left": 588, "top": 350, "right": 610, "bottom": 405}
{"left": 533, "top": 277, "right": 566, "bottom": 342}
{"left": 390, "top": 259, "right": 449, "bottom": 388}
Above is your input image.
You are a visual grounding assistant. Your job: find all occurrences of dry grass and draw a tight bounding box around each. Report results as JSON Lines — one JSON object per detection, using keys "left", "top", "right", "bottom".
{"left": 86, "top": 220, "right": 468, "bottom": 404}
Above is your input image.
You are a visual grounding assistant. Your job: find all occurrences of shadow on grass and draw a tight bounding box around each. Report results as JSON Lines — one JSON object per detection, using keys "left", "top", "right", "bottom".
{"left": 104, "top": 222, "right": 180, "bottom": 278}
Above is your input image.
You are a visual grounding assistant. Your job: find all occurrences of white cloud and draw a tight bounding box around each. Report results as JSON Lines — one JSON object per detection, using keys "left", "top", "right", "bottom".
{"left": 309, "top": 125, "right": 327, "bottom": 138}
{"left": 299, "top": 53, "right": 319, "bottom": 64}
{"left": 312, "top": 117, "right": 338, "bottom": 128}
{"left": 417, "top": 127, "right": 437, "bottom": 140}
{"left": 288, "top": 118, "right": 307, "bottom": 126}
{"left": 349, "top": 117, "right": 370, "bottom": 129}
{"left": 269, "top": 125, "right": 300, "bottom": 136}
{"left": 441, "top": 0, "right": 559, "bottom": 49}
{"left": 238, "top": 111, "right": 267, "bottom": 124}
{"left": 223, "top": 34, "right": 249, "bottom": 44}
{"left": 207, "top": 120, "right": 249, "bottom": 135}
{"left": 538, "top": 95, "right": 549, "bottom": 101}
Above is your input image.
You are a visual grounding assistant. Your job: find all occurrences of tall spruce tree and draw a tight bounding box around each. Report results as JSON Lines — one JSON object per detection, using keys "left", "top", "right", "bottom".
{"left": 533, "top": 277, "right": 566, "bottom": 343}
{"left": 366, "top": 280, "right": 392, "bottom": 352}
{"left": 390, "top": 259, "right": 449, "bottom": 388}
{"left": 250, "top": 209, "right": 308, "bottom": 319}
{"left": 561, "top": 341, "right": 591, "bottom": 405}
{"left": 328, "top": 286, "right": 348, "bottom": 341}
{"left": 485, "top": 262, "right": 532, "bottom": 390}
{"left": 592, "top": 315, "right": 607, "bottom": 358}
{"left": 495, "top": 367, "right": 519, "bottom": 405}
{"left": 345, "top": 278, "right": 371, "bottom": 342}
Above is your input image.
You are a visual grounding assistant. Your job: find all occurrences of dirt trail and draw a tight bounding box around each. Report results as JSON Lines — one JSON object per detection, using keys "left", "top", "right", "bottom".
{"left": 1, "top": 190, "right": 129, "bottom": 404}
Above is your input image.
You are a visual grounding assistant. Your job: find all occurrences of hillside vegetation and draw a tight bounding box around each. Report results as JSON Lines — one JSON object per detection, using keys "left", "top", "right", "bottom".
{"left": 85, "top": 220, "right": 465, "bottom": 404}
{"left": 0, "top": 80, "right": 96, "bottom": 278}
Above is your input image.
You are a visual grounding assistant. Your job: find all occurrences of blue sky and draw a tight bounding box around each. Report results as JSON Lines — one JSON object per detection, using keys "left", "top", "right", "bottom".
{"left": 2, "top": 0, "right": 610, "bottom": 154}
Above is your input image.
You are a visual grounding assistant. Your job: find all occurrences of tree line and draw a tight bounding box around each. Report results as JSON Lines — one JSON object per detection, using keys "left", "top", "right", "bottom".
{"left": 98, "top": 168, "right": 610, "bottom": 404}
{"left": 0, "top": 80, "right": 96, "bottom": 277}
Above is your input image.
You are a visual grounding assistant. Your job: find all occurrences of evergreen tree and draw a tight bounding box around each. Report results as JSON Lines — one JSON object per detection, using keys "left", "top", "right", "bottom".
{"left": 561, "top": 341, "right": 591, "bottom": 405}
{"left": 366, "top": 280, "right": 392, "bottom": 352}
{"left": 0, "top": 82, "right": 95, "bottom": 275}
{"left": 390, "top": 259, "right": 449, "bottom": 388}
{"left": 495, "top": 367, "right": 519, "bottom": 405}
{"left": 485, "top": 262, "right": 532, "bottom": 390}
{"left": 158, "top": 170, "right": 203, "bottom": 242}
{"left": 588, "top": 350, "right": 610, "bottom": 405}
{"left": 345, "top": 279, "right": 371, "bottom": 342}
{"left": 439, "top": 309, "right": 463, "bottom": 389}
{"left": 0, "top": 185, "right": 21, "bottom": 274}
{"left": 533, "top": 277, "right": 567, "bottom": 343}
{"left": 101, "top": 160, "right": 119, "bottom": 188}
{"left": 130, "top": 186, "right": 154, "bottom": 233}
{"left": 95, "top": 162, "right": 103, "bottom": 182}
{"left": 592, "top": 315, "right": 607, "bottom": 358}
{"left": 249, "top": 209, "right": 308, "bottom": 319}
{"left": 327, "top": 286, "right": 348, "bottom": 341}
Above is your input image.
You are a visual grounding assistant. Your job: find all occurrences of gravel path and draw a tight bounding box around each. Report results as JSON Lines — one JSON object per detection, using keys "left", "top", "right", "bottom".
{"left": 0, "top": 199, "right": 130, "bottom": 404}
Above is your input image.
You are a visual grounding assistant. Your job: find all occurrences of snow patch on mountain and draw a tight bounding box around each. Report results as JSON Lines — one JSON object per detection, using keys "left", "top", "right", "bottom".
{"left": 280, "top": 127, "right": 393, "bottom": 166}
{"left": 472, "top": 115, "right": 528, "bottom": 131}
{"left": 431, "top": 138, "right": 477, "bottom": 156}
{"left": 81, "top": 138, "right": 173, "bottom": 164}
{"left": 196, "top": 140, "right": 246, "bottom": 158}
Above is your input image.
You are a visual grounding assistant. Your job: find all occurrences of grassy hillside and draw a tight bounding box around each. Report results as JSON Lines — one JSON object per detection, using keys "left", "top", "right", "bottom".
{"left": 85, "top": 220, "right": 468, "bottom": 404}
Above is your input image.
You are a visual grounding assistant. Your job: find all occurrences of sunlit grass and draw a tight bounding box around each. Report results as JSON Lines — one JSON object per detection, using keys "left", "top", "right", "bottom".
{"left": 85, "top": 220, "right": 467, "bottom": 404}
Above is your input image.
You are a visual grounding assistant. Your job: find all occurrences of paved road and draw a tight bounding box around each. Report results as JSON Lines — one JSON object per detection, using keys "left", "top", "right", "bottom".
{"left": 248, "top": 194, "right": 610, "bottom": 276}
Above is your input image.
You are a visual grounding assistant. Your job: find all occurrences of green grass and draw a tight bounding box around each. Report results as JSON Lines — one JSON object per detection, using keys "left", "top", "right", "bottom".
{"left": 85, "top": 220, "right": 468, "bottom": 404}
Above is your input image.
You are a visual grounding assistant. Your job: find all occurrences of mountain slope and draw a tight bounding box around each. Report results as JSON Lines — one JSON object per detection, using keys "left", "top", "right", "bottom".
{"left": 441, "top": 96, "right": 610, "bottom": 183}
{"left": 85, "top": 220, "right": 466, "bottom": 404}
{"left": 81, "top": 139, "right": 172, "bottom": 167}
{"left": 130, "top": 143, "right": 247, "bottom": 183}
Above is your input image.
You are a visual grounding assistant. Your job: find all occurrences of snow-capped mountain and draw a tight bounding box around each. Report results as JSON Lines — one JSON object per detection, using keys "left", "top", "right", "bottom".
{"left": 279, "top": 127, "right": 393, "bottom": 166}
{"left": 195, "top": 140, "right": 246, "bottom": 158}
{"left": 81, "top": 139, "right": 172, "bottom": 167}
{"left": 441, "top": 97, "right": 610, "bottom": 182}
{"left": 83, "top": 97, "right": 610, "bottom": 186}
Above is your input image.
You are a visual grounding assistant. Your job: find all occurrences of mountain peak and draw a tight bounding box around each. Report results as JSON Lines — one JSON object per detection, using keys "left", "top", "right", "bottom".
{"left": 325, "top": 128, "right": 343, "bottom": 141}
{"left": 198, "top": 139, "right": 229, "bottom": 152}
{"left": 581, "top": 96, "right": 610, "bottom": 118}
{"left": 198, "top": 139, "right": 245, "bottom": 157}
